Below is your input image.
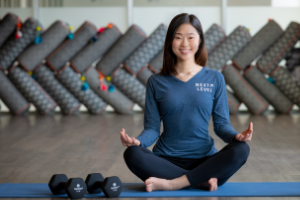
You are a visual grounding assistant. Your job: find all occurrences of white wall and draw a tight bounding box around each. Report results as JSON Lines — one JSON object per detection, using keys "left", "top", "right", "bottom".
{"left": 1, "top": 6, "right": 299, "bottom": 35}
{"left": 0, "top": 6, "right": 300, "bottom": 113}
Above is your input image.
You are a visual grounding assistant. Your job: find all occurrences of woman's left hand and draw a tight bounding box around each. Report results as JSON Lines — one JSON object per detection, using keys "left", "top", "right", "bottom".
{"left": 235, "top": 122, "right": 253, "bottom": 142}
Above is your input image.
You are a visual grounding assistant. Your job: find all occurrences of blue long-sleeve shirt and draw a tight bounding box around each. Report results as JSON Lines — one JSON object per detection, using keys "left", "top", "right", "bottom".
{"left": 136, "top": 67, "right": 239, "bottom": 159}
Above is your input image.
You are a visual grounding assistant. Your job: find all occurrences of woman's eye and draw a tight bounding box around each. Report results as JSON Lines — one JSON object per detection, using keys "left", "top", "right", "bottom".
{"left": 176, "top": 37, "right": 181, "bottom": 39}
{"left": 189, "top": 37, "right": 194, "bottom": 39}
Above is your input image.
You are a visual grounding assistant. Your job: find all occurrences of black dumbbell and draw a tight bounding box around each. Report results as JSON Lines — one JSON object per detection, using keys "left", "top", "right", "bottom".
{"left": 48, "top": 174, "right": 87, "bottom": 199}
{"left": 85, "top": 173, "right": 123, "bottom": 198}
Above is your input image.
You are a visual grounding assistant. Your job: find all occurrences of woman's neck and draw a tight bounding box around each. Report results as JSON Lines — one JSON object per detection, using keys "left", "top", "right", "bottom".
{"left": 175, "top": 58, "right": 200, "bottom": 75}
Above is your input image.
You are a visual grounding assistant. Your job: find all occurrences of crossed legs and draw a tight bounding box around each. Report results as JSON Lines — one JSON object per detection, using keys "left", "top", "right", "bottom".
{"left": 124, "top": 139, "right": 250, "bottom": 192}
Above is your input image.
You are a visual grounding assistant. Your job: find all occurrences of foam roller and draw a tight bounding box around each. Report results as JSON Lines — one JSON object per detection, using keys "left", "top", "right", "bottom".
{"left": 83, "top": 67, "right": 134, "bottom": 114}
{"left": 206, "top": 26, "right": 251, "bottom": 70}
{"left": 286, "top": 48, "right": 300, "bottom": 72}
{"left": 8, "top": 66, "right": 57, "bottom": 115}
{"left": 243, "top": 65, "right": 293, "bottom": 114}
{"left": 96, "top": 24, "right": 147, "bottom": 76}
{"left": 111, "top": 67, "right": 146, "bottom": 109}
{"left": 0, "top": 70, "right": 30, "bottom": 115}
{"left": 124, "top": 24, "right": 167, "bottom": 75}
{"left": 70, "top": 25, "right": 122, "bottom": 74}
{"left": 47, "top": 21, "right": 97, "bottom": 71}
{"left": 0, "top": 13, "right": 19, "bottom": 48}
{"left": 137, "top": 66, "right": 153, "bottom": 86}
{"left": 33, "top": 64, "right": 81, "bottom": 115}
{"left": 148, "top": 50, "right": 163, "bottom": 73}
{"left": 56, "top": 65, "right": 107, "bottom": 114}
{"left": 204, "top": 24, "right": 226, "bottom": 54}
{"left": 291, "top": 67, "right": 300, "bottom": 86}
{"left": 226, "top": 90, "right": 241, "bottom": 115}
{"left": 232, "top": 20, "right": 283, "bottom": 71}
{"left": 270, "top": 66, "right": 300, "bottom": 107}
{"left": 18, "top": 21, "right": 69, "bottom": 72}
{"left": 257, "top": 22, "right": 300, "bottom": 75}
{"left": 0, "top": 18, "right": 40, "bottom": 70}
{"left": 222, "top": 65, "right": 269, "bottom": 114}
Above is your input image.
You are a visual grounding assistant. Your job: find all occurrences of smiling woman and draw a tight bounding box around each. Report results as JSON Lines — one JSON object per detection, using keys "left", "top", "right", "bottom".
{"left": 120, "top": 13, "right": 252, "bottom": 193}
{"left": 161, "top": 14, "right": 207, "bottom": 77}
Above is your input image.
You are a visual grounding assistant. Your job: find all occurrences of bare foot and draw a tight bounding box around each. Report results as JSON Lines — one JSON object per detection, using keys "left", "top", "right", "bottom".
{"left": 197, "top": 178, "right": 218, "bottom": 191}
{"left": 145, "top": 177, "right": 173, "bottom": 192}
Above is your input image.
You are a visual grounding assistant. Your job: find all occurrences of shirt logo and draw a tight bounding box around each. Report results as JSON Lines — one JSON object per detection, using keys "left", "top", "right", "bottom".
{"left": 195, "top": 83, "right": 213, "bottom": 92}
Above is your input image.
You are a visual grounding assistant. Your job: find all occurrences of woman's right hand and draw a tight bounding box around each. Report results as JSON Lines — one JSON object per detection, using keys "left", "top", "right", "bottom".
{"left": 120, "top": 128, "right": 141, "bottom": 147}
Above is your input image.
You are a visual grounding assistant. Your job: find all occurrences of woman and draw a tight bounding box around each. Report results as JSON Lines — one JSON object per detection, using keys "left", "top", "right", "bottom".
{"left": 120, "top": 13, "right": 252, "bottom": 192}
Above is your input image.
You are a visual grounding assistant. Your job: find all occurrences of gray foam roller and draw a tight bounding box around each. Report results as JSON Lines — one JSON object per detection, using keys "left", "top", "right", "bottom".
{"left": 111, "top": 67, "right": 146, "bottom": 109}
{"left": 47, "top": 21, "right": 97, "bottom": 71}
{"left": 226, "top": 90, "right": 241, "bottom": 115}
{"left": 56, "top": 65, "right": 107, "bottom": 114}
{"left": 257, "top": 22, "right": 300, "bottom": 75}
{"left": 291, "top": 67, "right": 300, "bottom": 86}
{"left": 136, "top": 66, "right": 153, "bottom": 86}
{"left": 34, "top": 64, "right": 81, "bottom": 115}
{"left": 243, "top": 65, "right": 293, "bottom": 114}
{"left": 285, "top": 48, "right": 300, "bottom": 72}
{"left": 0, "top": 70, "right": 30, "bottom": 115}
{"left": 70, "top": 25, "right": 122, "bottom": 74}
{"left": 270, "top": 66, "right": 300, "bottom": 107}
{"left": 207, "top": 26, "right": 251, "bottom": 70}
{"left": 8, "top": 66, "right": 57, "bottom": 115}
{"left": 0, "top": 13, "right": 18, "bottom": 48}
{"left": 149, "top": 50, "right": 163, "bottom": 73}
{"left": 222, "top": 65, "right": 269, "bottom": 115}
{"left": 18, "top": 21, "right": 69, "bottom": 72}
{"left": 96, "top": 24, "right": 147, "bottom": 76}
{"left": 0, "top": 18, "right": 40, "bottom": 70}
{"left": 232, "top": 20, "right": 283, "bottom": 71}
{"left": 124, "top": 24, "right": 167, "bottom": 75}
{"left": 84, "top": 67, "right": 134, "bottom": 114}
{"left": 204, "top": 23, "right": 226, "bottom": 54}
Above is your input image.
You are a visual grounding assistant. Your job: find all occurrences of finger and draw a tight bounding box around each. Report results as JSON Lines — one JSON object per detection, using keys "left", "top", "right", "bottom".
{"left": 125, "top": 134, "right": 133, "bottom": 144}
{"left": 250, "top": 122, "right": 253, "bottom": 133}
{"left": 120, "top": 134, "right": 128, "bottom": 146}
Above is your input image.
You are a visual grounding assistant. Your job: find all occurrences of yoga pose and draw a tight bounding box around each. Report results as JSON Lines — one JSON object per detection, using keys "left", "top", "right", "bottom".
{"left": 120, "top": 13, "right": 252, "bottom": 192}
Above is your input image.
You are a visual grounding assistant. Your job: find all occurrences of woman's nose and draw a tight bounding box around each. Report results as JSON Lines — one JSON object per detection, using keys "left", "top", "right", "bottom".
{"left": 181, "top": 38, "right": 189, "bottom": 47}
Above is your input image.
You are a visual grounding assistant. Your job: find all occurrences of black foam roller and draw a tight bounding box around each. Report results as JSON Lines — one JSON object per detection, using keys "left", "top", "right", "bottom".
{"left": 18, "top": 21, "right": 69, "bottom": 72}
{"left": 222, "top": 65, "right": 269, "bottom": 115}
{"left": 243, "top": 65, "right": 293, "bottom": 114}
{"left": 257, "top": 22, "right": 300, "bottom": 75}
{"left": 270, "top": 66, "right": 300, "bottom": 107}
{"left": 149, "top": 50, "right": 163, "bottom": 73}
{"left": 8, "top": 66, "right": 57, "bottom": 115}
{"left": 137, "top": 66, "right": 153, "bottom": 86}
{"left": 96, "top": 24, "right": 147, "bottom": 76}
{"left": 0, "top": 13, "right": 18, "bottom": 48}
{"left": 204, "top": 23, "right": 226, "bottom": 54}
{"left": 70, "top": 25, "right": 122, "bottom": 74}
{"left": 56, "top": 65, "right": 107, "bottom": 114}
{"left": 111, "top": 67, "right": 146, "bottom": 109}
{"left": 34, "top": 64, "right": 81, "bottom": 115}
{"left": 47, "top": 21, "right": 98, "bottom": 71}
{"left": 84, "top": 67, "right": 134, "bottom": 114}
{"left": 232, "top": 20, "right": 283, "bottom": 71}
{"left": 207, "top": 26, "right": 251, "bottom": 70}
{"left": 0, "top": 18, "right": 41, "bottom": 70}
{"left": 0, "top": 70, "right": 30, "bottom": 115}
{"left": 226, "top": 90, "right": 241, "bottom": 115}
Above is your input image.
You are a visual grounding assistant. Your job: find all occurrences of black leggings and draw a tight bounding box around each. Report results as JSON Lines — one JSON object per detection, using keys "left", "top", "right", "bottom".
{"left": 123, "top": 139, "right": 250, "bottom": 188}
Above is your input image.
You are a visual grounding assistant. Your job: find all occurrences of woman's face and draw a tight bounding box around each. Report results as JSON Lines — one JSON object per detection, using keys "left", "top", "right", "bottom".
{"left": 171, "top": 23, "right": 201, "bottom": 63}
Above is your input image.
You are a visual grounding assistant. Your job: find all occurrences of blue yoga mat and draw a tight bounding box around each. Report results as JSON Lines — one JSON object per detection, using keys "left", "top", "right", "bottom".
{"left": 0, "top": 182, "right": 299, "bottom": 197}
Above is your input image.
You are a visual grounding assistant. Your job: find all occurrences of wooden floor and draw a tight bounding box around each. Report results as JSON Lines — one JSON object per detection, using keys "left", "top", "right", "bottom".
{"left": 0, "top": 111, "right": 300, "bottom": 200}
